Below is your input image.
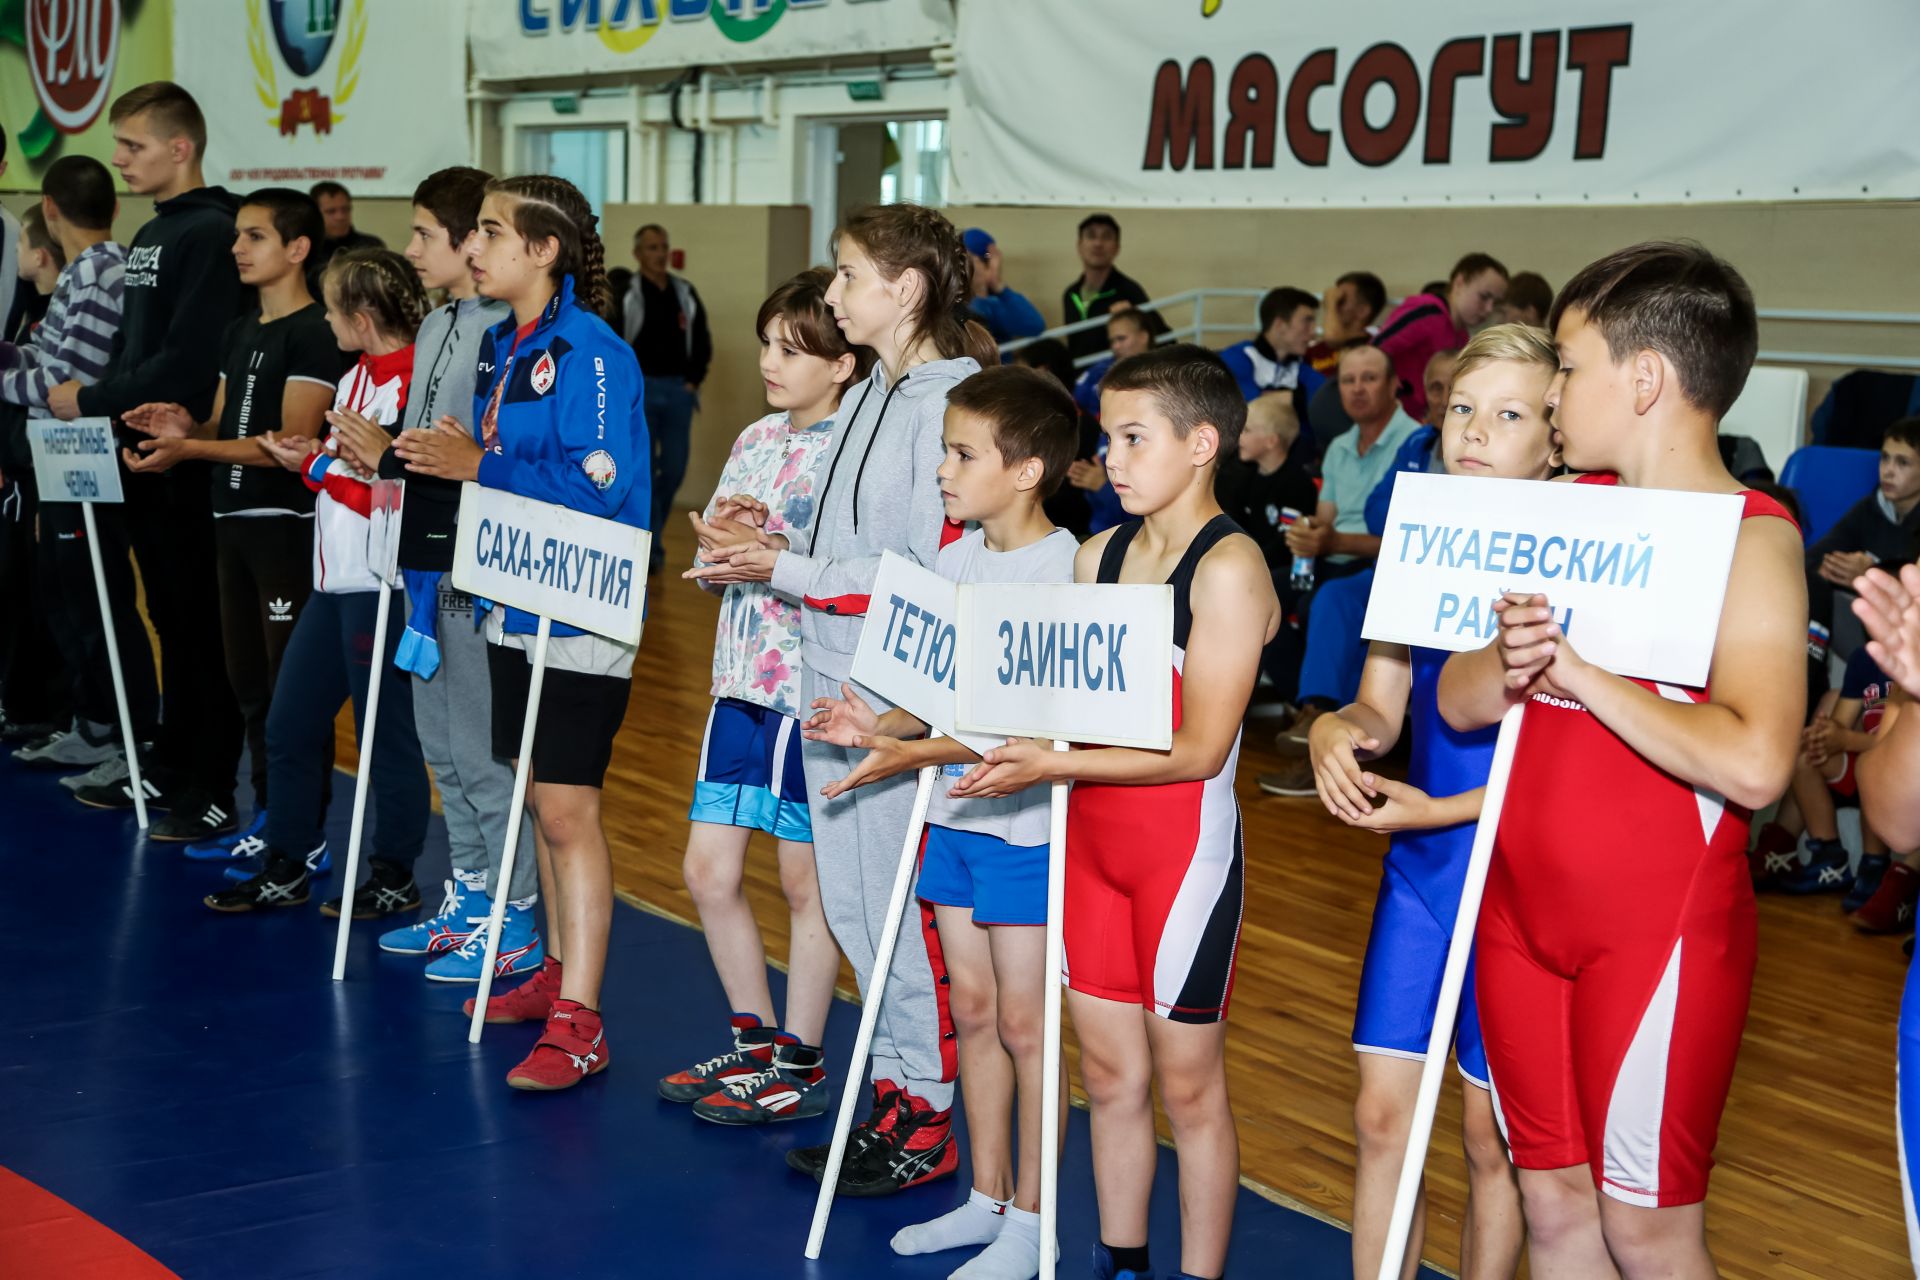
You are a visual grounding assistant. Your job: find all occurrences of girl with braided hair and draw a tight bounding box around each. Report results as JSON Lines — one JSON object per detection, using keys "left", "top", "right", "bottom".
{"left": 693, "top": 201, "right": 993, "bottom": 1195}
{"left": 395, "top": 174, "right": 648, "bottom": 1092}
{"left": 204, "top": 246, "right": 432, "bottom": 917}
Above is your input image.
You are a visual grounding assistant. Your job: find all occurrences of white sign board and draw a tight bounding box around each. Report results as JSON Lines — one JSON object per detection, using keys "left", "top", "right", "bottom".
{"left": 450, "top": 482, "right": 650, "bottom": 644}
{"left": 851, "top": 552, "right": 1000, "bottom": 757}
{"left": 1363, "top": 473, "right": 1743, "bottom": 687}
{"left": 956, "top": 583, "right": 1175, "bottom": 751}
{"left": 28, "top": 419, "right": 123, "bottom": 504}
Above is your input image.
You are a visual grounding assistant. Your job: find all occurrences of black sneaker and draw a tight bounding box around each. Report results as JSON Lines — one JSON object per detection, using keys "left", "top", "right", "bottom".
{"left": 833, "top": 1091, "right": 957, "bottom": 1198}
{"left": 318, "top": 859, "right": 421, "bottom": 919}
{"left": 204, "top": 852, "right": 310, "bottom": 913}
{"left": 74, "top": 771, "right": 173, "bottom": 812}
{"left": 147, "top": 791, "right": 239, "bottom": 843}
{"left": 786, "top": 1081, "right": 901, "bottom": 1179}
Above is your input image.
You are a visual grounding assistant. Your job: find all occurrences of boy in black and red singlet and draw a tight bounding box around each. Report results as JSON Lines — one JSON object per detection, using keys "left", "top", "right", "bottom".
{"left": 949, "top": 345, "right": 1281, "bottom": 1280}
{"left": 1438, "top": 243, "right": 1806, "bottom": 1278}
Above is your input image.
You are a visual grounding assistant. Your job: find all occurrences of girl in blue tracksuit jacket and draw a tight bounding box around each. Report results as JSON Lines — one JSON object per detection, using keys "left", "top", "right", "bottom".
{"left": 394, "top": 174, "right": 647, "bottom": 1094}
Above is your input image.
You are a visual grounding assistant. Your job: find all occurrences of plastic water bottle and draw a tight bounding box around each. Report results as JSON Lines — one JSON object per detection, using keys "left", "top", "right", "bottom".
{"left": 1280, "top": 507, "right": 1315, "bottom": 592}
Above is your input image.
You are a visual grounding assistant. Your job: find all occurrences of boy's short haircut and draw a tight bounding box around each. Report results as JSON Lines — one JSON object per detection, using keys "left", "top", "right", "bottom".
{"left": 411, "top": 166, "right": 492, "bottom": 247}
{"left": 1450, "top": 252, "right": 1510, "bottom": 284}
{"left": 1885, "top": 416, "right": 1920, "bottom": 455}
{"left": 1106, "top": 308, "right": 1150, "bottom": 337}
{"left": 946, "top": 364, "right": 1081, "bottom": 497}
{"left": 1549, "top": 241, "right": 1759, "bottom": 421}
{"left": 1451, "top": 322, "right": 1556, "bottom": 385}
{"left": 1078, "top": 212, "right": 1121, "bottom": 239}
{"left": 1244, "top": 393, "right": 1299, "bottom": 441}
{"left": 755, "top": 266, "right": 875, "bottom": 384}
{"left": 1258, "top": 286, "right": 1319, "bottom": 332}
{"left": 1337, "top": 270, "right": 1388, "bottom": 322}
{"left": 242, "top": 188, "right": 325, "bottom": 260}
{"left": 635, "top": 222, "right": 667, "bottom": 243}
{"left": 1505, "top": 270, "right": 1554, "bottom": 318}
{"left": 19, "top": 206, "right": 64, "bottom": 269}
{"left": 1101, "top": 344, "right": 1248, "bottom": 458}
{"left": 309, "top": 180, "right": 349, "bottom": 202}
{"left": 41, "top": 155, "right": 116, "bottom": 231}
{"left": 109, "top": 82, "right": 206, "bottom": 159}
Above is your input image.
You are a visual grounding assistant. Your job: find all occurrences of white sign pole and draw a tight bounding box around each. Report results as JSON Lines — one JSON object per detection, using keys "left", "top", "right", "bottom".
{"left": 1038, "top": 739, "right": 1070, "bottom": 1280}
{"left": 330, "top": 578, "right": 395, "bottom": 981}
{"left": 79, "top": 503, "right": 148, "bottom": 831}
{"left": 466, "top": 614, "right": 552, "bottom": 1043}
{"left": 1376, "top": 701, "right": 1525, "bottom": 1280}
{"left": 804, "top": 763, "right": 939, "bottom": 1260}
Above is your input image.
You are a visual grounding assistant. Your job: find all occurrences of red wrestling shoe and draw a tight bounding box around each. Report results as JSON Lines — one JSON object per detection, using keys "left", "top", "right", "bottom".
{"left": 505, "top": 1000, "right": 610, "bottom": 1091}
{"left": 463, "top": 956, "right": 562, "bottom": 1023}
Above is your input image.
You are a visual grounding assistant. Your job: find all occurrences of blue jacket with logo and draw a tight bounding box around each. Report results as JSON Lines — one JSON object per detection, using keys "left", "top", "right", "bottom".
{"left": 472, "top": 274, "right": 650, "bottom": 637}
{"left": 1363, "top": 424, "right": 1442, "bottom": 537}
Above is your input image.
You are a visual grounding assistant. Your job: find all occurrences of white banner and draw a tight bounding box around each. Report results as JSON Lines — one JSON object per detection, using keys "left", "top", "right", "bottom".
{"left": 850, "top": 552, "right": 999, "bottom": 756}
{"left": 470, "top": 0, "right": 954, "bottom": 80}
{"left": 449, "top": 482, "right": 650, "bottom": 644}
{"left": 173, "top": 0, "right": 469, "bottom": 196}
{"left": 1363, "top": 473, "right": 1743, "bottom": 687}
{"left": 950, "top": 0, "right": 1920, "bottom": 208}
{"left": 956, "top": 582, "right": 1174, "bottom": 751}
{"left": 28, "top": 419, "right": 123, "bottom": 504}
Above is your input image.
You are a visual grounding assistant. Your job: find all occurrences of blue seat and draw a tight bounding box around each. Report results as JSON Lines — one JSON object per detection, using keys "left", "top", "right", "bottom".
{"left": 1780, "top": 445, "right": 1880, "bottom": 544}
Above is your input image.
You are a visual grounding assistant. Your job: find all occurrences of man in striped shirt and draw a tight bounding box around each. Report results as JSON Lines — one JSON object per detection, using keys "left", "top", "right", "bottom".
{"left": 0, "top": 156, "right": 159, "bottom": 770}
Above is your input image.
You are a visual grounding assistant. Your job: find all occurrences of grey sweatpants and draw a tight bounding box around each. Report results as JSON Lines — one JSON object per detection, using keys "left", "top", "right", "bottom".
{"left": 412, "top": 585, "right": 537, "bottom": 901}
{"left": 800, "top": 666, "right": 955, "bottom": 1110}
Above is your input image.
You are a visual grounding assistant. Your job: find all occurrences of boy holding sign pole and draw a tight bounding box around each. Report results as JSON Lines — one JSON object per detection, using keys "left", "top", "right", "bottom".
{"left": 1437, "top": 244, "right": 1805, "bottom": 1277}
{"left": 950, "top": 346, "right": 1280, "bottom": 1280}
{"left": 396, "top": 176, "right": 647, "bottom": 1092}
{"left": 805, "top": 365, "right": 1080, "bottom": 1279}
{"left": 1307, "top": 324, "right": 1561, "bottom": 1280}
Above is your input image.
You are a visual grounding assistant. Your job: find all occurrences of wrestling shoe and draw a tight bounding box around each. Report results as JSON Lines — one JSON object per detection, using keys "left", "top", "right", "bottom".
{"left": 1777, "top": 839, "right": 1851, "bottom": 895}
{"left": 1255, "top": 759, "right": 1318, "bottom": 798}
{"left": 1845, "top": 854, "right": 1891, "bottom": 913}
{"left": 184, "top": 809, "right": 266, "bottom": 862}
{"left": 1855, "top": 863, "right": 1920, "bottom": 934}
{"left": 464, "top": 956, "right": 563, "bottom": 1023}
{"left": 424, "top": 903, "right": 543, "bottom": 982}
{"left": 833, "top": 1089, "right": 957, "bottom": 1197}
{"left": 692, "top": 1039, "right": 828, "bottom": 1125}
{"left": 659, "top": 1012, "right": 780, "bottom": 1103}
{"left": 225, "top": 840, "right": 330, "bottom": 882}
{"left": 1748, "top": 821, "right": 1799, "bottom": 888}
{"left": 505, "top": 1000, "right": 609, "bottom": 1091}
{"left": 319, "top": 859, "right": 421, "bottom": 919}
{"left": 379, "top": 876, "right": 485, "bottom": 955}
{"left": 1092, "top": 1244, "right": 1153, "bottom": 1280}
{"left": 147, "top": 791, "right": 239, "bottom": 843}
{"left": 786, "top": 1081, "right": 903, "bottom": 1180}
{"left": 203, "top": 851, "right": 310, "bottom": 913}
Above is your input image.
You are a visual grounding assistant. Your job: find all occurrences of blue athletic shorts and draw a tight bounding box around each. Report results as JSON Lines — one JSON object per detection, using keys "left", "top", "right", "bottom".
{"left": 688, "top": 698, "right": 813, "bottom": 842}
{"left": 917, "top": 823, "right": 1048, "bottom": 926}
{"left": 1899, "top": 947, "right": 1920, "bottom": 1269}
{"left": 1352, "top": 859, "right": 1489, "bottom": 1087}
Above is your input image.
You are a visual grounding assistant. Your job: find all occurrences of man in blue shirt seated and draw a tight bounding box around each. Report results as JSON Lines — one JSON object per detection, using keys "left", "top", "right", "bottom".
{"left": 1219, "top": 286, "right": 1326, "bottom": 451}
{"left": 1072, "top": 307, "right": 1152, "bottom": 419}
{"left": 964, "top": 227, "right": 1046, "bottom": 347}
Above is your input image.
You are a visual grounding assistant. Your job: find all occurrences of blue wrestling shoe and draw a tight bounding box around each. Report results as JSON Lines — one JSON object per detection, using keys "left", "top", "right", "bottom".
{"left": 1093, "top": 1243, "right": 1152, "bottom": 1279}
{"left": 183, "top": 809, "right": 266, "bottom": 862}
{"left": 378, "top": 876, "right": 485, "bottom": 956}
{"left": 1845, "top": 854, "right": 1891, "bottom": 913}
{"left": 423, "top": 901, "right": 544, "bottom": 983}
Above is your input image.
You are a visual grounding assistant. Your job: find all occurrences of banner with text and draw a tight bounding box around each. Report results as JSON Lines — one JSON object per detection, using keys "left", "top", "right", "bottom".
{"left": 173, "top": 0, "right": 468, "bottom": 196}
{"left": 1362, "top": 474, "right": 1743, "bottom": 687}
{"left": 957, "top": 582, "right": 1174, "bottom": 751}
{"left": 450, "top": 483, "right": 650, "bottom": 644}
{"left": 470, "top": 0, "right": 953, "bottom": 80}
{"left": 1, "top": 0, "right": 173, "bottom": 190}
{"left": 28, "top": 419, "right": 123, "bottom": 504}
{"left": 950, "top": 0, "right": 1920, "bottom": 208}
{"left": 850, "top": 552, "right": 1001, "bottom": 757}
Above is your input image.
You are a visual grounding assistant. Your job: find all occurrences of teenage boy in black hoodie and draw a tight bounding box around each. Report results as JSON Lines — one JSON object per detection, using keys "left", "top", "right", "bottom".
{"left": 48, "top": 82, "right": 247, "bottom": 823}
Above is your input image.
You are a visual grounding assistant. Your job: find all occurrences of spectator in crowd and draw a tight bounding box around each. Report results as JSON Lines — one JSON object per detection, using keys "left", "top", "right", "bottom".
{"left": 1376, "top": 253, "right": 1509, "bottom": 421}
{"left": 1219, "top": 287, "right": 1327, "bottom": 443}
{"left": 1499, "top": 270, "right": 1553, "bottom": 327}
{"left": 1805, "top": 417, "right": 1920, "bottom": 698}
{"left": 1306, "top": 270, "right": 1387, "bottom": 377}
{"left": 1072, "top": 306, "right": 1152, "bottom": 418}
{"left": 622, "top": 222, "right": 713, "bottom": 574}
{"left": 964, "top": 228, "right": 1045, "bottom": 345}
{"left": 1217, "top": 395, "right": 1317, "bottom": 574}
{"left": 1016, "top": 338, "right": 1104, "bottom": 536}
{"left": 1062, "top": 213, "right": 1149, "bottom": 359}
{"left": 1265, "top": 345, "right": 1422, "bottom": 750}
{"left": 1420, "top": 349, "right": 1460, "bottom": 430}
{"left": 307, "top": 180, "right": 384, "bottom": 277}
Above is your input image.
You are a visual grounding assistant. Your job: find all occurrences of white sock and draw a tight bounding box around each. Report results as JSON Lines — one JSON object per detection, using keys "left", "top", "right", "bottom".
{"left": 509, "top": 894, "right": 538, "bottom": 911}
{"left": 453, "top": 869, "right": 487, "bottom": 893}
{"left": 950, "top": 1205, "right": 1047, "bottom": 1280}
{"left": 891, "top": 1188, "right": 1009, "bottom": 1256}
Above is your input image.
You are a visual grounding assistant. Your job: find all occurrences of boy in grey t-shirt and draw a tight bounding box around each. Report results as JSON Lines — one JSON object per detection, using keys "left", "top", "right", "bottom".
{"left": 803, "top": 365, "right": 1080, "bottom": 1279}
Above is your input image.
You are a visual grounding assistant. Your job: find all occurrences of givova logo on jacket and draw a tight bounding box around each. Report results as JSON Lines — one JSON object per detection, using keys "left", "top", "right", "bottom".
{"left": 246, "top": 0, "right": 367, "bottom": 136}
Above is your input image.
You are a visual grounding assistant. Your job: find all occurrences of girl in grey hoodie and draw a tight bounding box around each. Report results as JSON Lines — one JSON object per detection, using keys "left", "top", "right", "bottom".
{"left": 694, "top": 203, "right": 994, "bottom": 1195}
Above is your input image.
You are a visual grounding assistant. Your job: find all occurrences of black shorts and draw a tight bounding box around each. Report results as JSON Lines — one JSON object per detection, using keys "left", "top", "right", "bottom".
{"left": 487, "top": 642, "right": 631, "bottom": 788}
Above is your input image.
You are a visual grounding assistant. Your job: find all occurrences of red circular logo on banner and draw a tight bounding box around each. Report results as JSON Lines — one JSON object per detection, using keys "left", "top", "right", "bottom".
{"left": 26, "top": 0, "right": 123, "bottom": 135}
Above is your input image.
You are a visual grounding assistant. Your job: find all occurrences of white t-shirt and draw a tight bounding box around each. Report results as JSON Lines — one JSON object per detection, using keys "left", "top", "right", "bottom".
{"left": 926, "top": 526, "right": 1080, "bottom": 845}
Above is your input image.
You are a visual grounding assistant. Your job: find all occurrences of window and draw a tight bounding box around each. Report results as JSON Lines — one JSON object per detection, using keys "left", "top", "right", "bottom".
{"left": 879, "top": 119, "right": 947, "bottom": 206}
{"left": 519, "top": 127, "right": 628, "bottom": 216}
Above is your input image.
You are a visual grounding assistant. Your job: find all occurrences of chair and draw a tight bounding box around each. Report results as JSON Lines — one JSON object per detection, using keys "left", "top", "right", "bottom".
{"left": 1779, "top": 445, "right": 1880, "bottom": 544}
{"left": 1722, "top": 366, "right": 1811, "bottom": 479}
